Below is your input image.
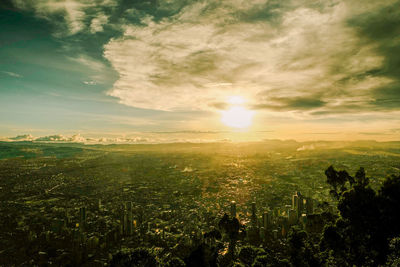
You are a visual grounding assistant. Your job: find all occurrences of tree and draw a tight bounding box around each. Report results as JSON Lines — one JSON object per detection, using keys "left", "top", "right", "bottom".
{"left": 238, "top": 245, "right": 263, "bottom": 266}
{"left": 325, "top": 165, "right": 351, "bottom": 199}
{"left": 379, "top": 174, "right": 400, "bottom": 237}
{"left": 185, "top": 243, "right": 217, "bottom": 267}
{"left": 218, "top": 214, "right": 241, "bottom": 258}
{"left": 252, "top": 255, "right": 290, "bottom": 267}
{"left": 165, "top": 257, "right": 186, "bottom": 267}
{"left": 110, "top": 247, "right": 158, "bottom": 267}
{"left": 321, "top": 168, "right": 400, "bottom": 266}
{"left": 287, "top": 226, "right": 320, "bottom": 266}
{"left": 385, "top": 237, "right": 400, "bottom": 266}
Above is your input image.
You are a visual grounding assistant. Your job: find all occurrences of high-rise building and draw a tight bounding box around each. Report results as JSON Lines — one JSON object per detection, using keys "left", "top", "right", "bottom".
{"left": 268, "top": 210, "right": 274, "bottom": 225}
{"left": 262, "top": 211, "right": 269, "bottom": 229}
{"left": 79, "top": 207, "right": 86, "bottom": 231}
{"left": 259, "top": 227, "right": 265, "bottom": 240}
{"left": 288, "top": 209, "right": 297, "bottom": 225}
{"left": 230, "top": 201, "right": 236, "bottom": 218}
{"left": 64, "top": 209, "right": 71, "bottom": 225}
{"left": 295, "top": 192, "right": 304, "bottom": 218}
{"left": 126, "top": 201, "right": 133, "bottom": 235}
{"left": 251, "top": 202, "right": 258, "bottom": 228}
{"left": 305, "top": 198, "right": 314, "bottom": 214}
{"left": 281, "top": 224, "right": 287, "bottom": 237}
{"left": 300, "top": 214, "right": 307, "bottom": 228}
{"left": 292, "top": 194, "right": 298, "bottom": 210}
{"left": 273, "top": 207, "right": 280, "bottom": 217}
{"left": 119, "top": 204, "right": 125, "bottom": 235}
{"left": 272, "top": 229, "right": 278, "bottom": 239}
{"left": 79, "top": 207, "right": 86, "bottom": 222}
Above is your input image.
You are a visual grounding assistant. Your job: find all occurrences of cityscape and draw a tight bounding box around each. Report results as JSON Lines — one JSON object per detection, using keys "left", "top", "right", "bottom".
{"left": 1, "top": 0, "right": 400, "bottom": 265}
{"left": 0, "top": 140, "right": 399, "bottom": 265}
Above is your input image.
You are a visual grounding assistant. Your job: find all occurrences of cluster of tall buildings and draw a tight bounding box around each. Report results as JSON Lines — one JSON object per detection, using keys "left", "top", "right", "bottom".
{"left": 119, "top": 201, "right": 134, "bottom": 236}
{"left": 42, "top": 191, "right": 316, "bottom": 263}
{"left": 230, "top": 191, "right": 315, "bottom": 242}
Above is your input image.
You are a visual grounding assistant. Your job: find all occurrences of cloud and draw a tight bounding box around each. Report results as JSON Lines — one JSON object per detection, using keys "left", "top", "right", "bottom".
{"left": 1, "top": 71, "right": 22, "bottom": 78}
{"left": 35, "top": 134, "right": 80, "bottom": 142}
{"left": 297, "top": 144, "right": 315, "bottom": 151}
{"left": 253, "top": 96, "right": 326, "bottom": 111}
{"left": 101, "top": 0, "right": 400, "bottom": 115}
{"left": 90, "top": 12, "right": 108, "bottom": 33}
{"left": 3, "top": 132, "right": 242, "bottom": 144}
{"left": 4, "top": 134, "right": 154, "bottom": 144}
{"left": 9, "top": 134, "right": 35, "bottom": 141}
{"left": 10, "top": 0, "right": 400, "bottom": 117}
{"left": 11, "top": 0, "right": 115, "bottom": 36}
{"left": 12, "top": 0, "right": 89, "bottom": 35}
{"left": 358, "top": 132, "right": 390, "bottom": 136}
{"left": 83, "top": 80, "right": 97, "bottom": 85}
{"left": 182, "top": 166, "right": 193, "bottom": 172}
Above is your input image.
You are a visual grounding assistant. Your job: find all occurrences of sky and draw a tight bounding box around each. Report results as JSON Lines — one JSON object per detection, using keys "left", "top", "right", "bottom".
{"left": 0, "top": 0, "right": 399, "bottom": 142}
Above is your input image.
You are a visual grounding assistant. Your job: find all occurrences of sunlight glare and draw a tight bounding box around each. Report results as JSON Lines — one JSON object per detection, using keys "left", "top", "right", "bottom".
{"left": 221, "top": 106, "right": 254, "bottom": 129}
{"left": 228, "top": 96, "right": 245, "bottom": 105}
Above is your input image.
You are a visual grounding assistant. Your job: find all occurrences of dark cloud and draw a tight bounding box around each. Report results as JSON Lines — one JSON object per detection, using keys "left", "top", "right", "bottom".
{"left": 209, "top": 102, "right": 228, "bottom": 110}
{"left": 230, "top": 0, "right": 286, "bottom": 25}
{"left": 346, "top": 1, "right": 400, "bottom": 110}
{"left": 359, "top": 132, "right": 390, "bottom": 136}
{"left": 253, "top": 96, "right": 326, "bottom": 111}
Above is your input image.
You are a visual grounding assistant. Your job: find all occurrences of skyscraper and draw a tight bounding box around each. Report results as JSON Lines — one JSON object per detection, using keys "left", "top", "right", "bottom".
{"left": 295, "top": 192, "right": 304, "bottom": 218}
{"left": 126, "top": 201, "right": 133, "bottom": 235}
{"left": 288, "top": 209, "right": 297, "bottom": 225}
{"left": 79, "top": 207, "right": 86, "bottom": 232}
{"left": 251, "top": 202, "right": 258, "bottom": 228}
{"left": 262, "top": 211, "right": 269, "bottom": 229}
{"left": 305, "top": 198, "right": 314, "bottom": 214}
{"left": 292, "top": 194, "right": 298, "bottom": 210}
{"left": 230, "top": 201, "right": 236, "bottom": 218}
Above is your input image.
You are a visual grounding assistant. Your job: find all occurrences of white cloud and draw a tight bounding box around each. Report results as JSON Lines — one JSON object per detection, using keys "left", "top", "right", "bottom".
{"left": 12, "top": 0, "right": 105, "bottom": 35}
{"left": 103, "top": 0, "right": 392, "bottom": 114}
{"left": 9, "top": 134, "right": 35, "bottom": 141}
{"left": 11, "top": 0, "right": 399, "bottom": 117}
{"left": 90, "top": 13, "right": 109, "bottom": 33}
{"left": 297, "top": 144, "right": 315, "bottom": 151}
{"left": 83, "top": 80, "right": 97, "bottom": 85}
{"left": 4, "top": 134, "right": 154, "bottom": 144}
{"left": 1, "top": 71, "right": 22, "bottom": 78}
{"left": 35, "top": 134, "right": 75, "bottom": 142}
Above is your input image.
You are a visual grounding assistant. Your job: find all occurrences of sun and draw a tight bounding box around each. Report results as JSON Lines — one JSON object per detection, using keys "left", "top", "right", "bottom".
{"left": 221, "top": 96, "right": 254, "bottom": 129}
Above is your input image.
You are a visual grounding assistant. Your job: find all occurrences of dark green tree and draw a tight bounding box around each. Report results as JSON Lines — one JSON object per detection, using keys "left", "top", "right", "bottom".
{"left": 321, "top": 169, "right": 400, "bottom": 266}
{"left": 110, "top": 247, "right": 158, "bottom": 267}
{"left": 165, "top": 257, "right": 186, "bottom": 267}
{"left": 288, "top": 226, "right": 320, "bottom": 267}
{"left": 379, "top": 174, "right": 400, "bottom": 237}
{"left": 238, "top": 245, "right": 263, "bottom": 266}
{"left": 325, "top": 165, "right": 351, "bottom": 199}
{"left": 218, "top": 214, "right": 241, "bottom": 259}
{"left": 385, "top": 237, "right": 400, "bottom": 266}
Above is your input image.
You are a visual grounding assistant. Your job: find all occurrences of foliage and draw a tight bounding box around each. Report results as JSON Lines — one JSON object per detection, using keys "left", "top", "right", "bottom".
{"left": 237, "top": 245, "right": 264, "bottom": 266}
{"left": 321, "top": 167, "right": 400, "bottom": 266}
{"left": 164, "top": 257, "right": 186, "bottom": 267}
{"left": 218, "top": 213, "right": 242, "bottom": 259}
{"left": 287, "top": 226, "right": 320, "bottom": 267}
{"left": 185, "top": 243, "right": 220, "bottom": 267}
{"left": 110, "top": 247, "right": 158, "bottom": 267}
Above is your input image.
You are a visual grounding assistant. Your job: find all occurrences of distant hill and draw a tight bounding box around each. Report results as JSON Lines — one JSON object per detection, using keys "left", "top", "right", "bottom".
{"left": 0, "top": 142, "right": 86, "bottom": 159}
